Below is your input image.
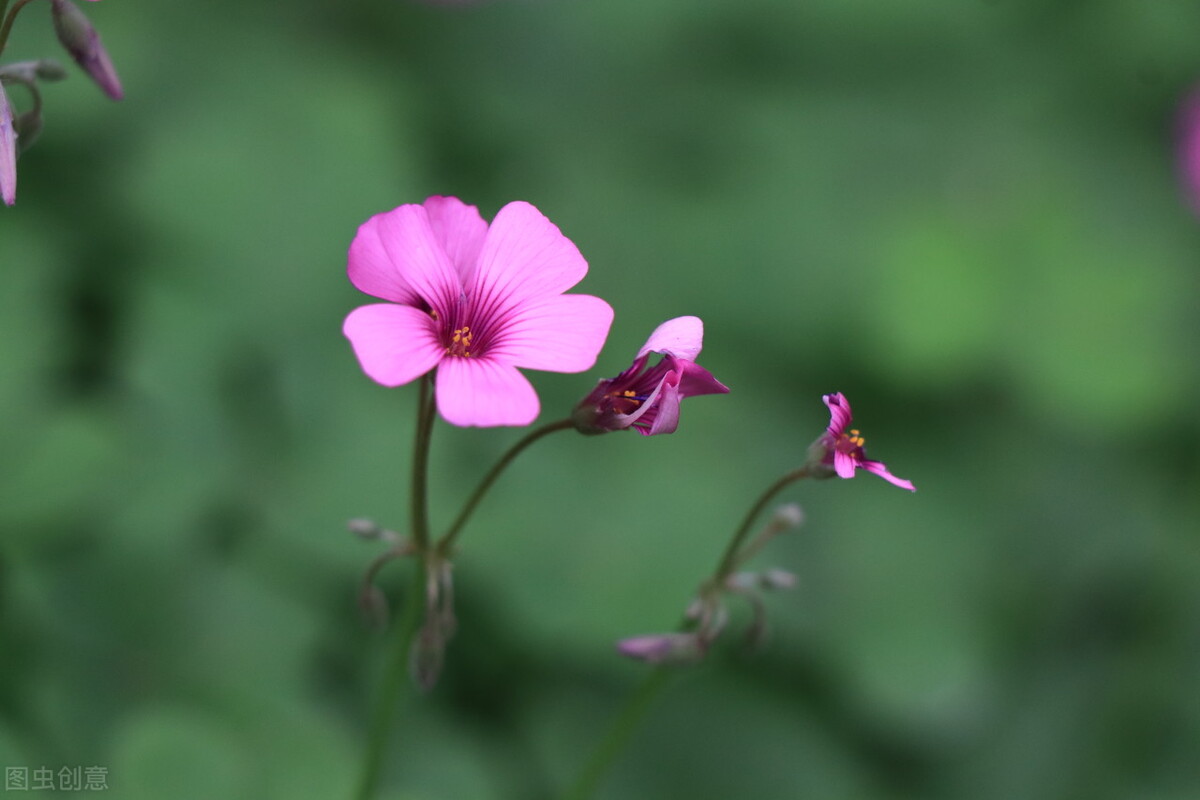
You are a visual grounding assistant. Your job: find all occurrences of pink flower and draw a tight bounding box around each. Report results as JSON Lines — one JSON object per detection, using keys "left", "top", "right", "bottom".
{"left": 343, "top": 197, "right": 614, "bottom": 427}
{"left": 811, "top": 392, "right": 915, "bottom": 491}
{"left": 1180, "top": 87, "right": 1200, "bottom": 214}
{"left": 572, "top": 316, "right": 728, "bottom": 436}
{"left": 0, "top": 85, "right": 15, "bottom": 206}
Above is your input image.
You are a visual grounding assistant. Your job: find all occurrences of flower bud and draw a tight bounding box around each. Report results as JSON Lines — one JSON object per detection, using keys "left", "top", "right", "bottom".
{"left": 50, "top": 0, "right": 123, "bottom": 100}
{"left": 0, "top": 85, "right": 16, "bottom": 206}
{"left": 616, "top": 632, "right": 706, "bottom": 665}
{"left": 772, "top": 503, "right": 804, "bottom": 529}
{"left": 761, "top": 568, "right": 797, "bottom": 590}
{"left": 14, "top": 108, "right": 44, "bottom": 154}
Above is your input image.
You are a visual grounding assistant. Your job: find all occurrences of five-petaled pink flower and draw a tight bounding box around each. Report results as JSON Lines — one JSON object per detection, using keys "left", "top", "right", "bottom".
{"left": 572, "top": 316, "right": 728, "bottom": 436}
{"left": 343, "top": 196, "right": 614, "bottom": 427}
{"left": 812, "top": 392, "right": 915, "bottom": 491}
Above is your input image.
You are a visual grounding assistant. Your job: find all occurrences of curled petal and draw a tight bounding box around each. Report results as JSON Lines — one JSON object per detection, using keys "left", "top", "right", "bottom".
{"left": 860, "top": 460, "right": 916, "bottom": 491}
{"left": 822, "top": 392, "right": 852, "bottom": 435}
{"left": 638, "top": 315, "right": 704, "bottom": 361}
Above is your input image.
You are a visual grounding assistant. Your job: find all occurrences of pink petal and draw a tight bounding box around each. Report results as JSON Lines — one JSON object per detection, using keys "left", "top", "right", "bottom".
{"left": 675, "top": 359, "right": 729, "bottom": 398}
{"left": 0, "top": 87, "right": 15, "bottom": 206}
{"left": 645, "top": 372, "right": 683, "bottom": 435}
{"left": 470, "top": 201, "right": 590, "bottom": 321}
{"left": 423, "top": 196, "right": 487, "bottom": 285}
{"left": 435, "top": 357, "right": 540, "bottom": 427}
{"left": 832, "top": 450, "right": 857, "bottom": 479}
{"left": 490, "top": 294, "right": 614, "bottom": 373}
{"left": 822, "top": 392, "right": 852, "bottom": 435}
{"left": 861, "top": 460, "right": 916, "bottom": 491}
{"left": 343, "top": 304, "right": 444, "bottom": 387}
{"left": 638, "top": 316, "right": 704, "bottom": 360}
{"left": 347, "top": 204, "right": 462, "bottom": 311}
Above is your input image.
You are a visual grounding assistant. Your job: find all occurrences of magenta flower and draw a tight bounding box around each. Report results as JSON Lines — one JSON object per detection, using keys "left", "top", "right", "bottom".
{"left": 0, "top": 85, "right": 15, "bottom": 206}
{"left": 572, "top": 316, "right": 728, "bottom": 436}
{"left": 343, "top": 196, "right": 614, "bottom": 427}
{"left": 811, "top": 392, "right": 915, "bottom": 491}
{"left": 1180, "top": 86, "right": 1200, "bottom": 214}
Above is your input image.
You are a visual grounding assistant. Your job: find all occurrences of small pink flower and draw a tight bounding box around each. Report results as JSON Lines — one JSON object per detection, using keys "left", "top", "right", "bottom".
{"left": 1179, "top": 87, "right": 1200, "bottom": 214}
{"left": 343, "top": 197, "right": 614, "bottom": 427}
{"left": 811, "top": 392, "right": 915, "bottom": 491}
{"left": 0, "top": 85, "right": 15, "bottom": 206}
{"left": 572, "top": 316, "right": 728, "bottom": 436}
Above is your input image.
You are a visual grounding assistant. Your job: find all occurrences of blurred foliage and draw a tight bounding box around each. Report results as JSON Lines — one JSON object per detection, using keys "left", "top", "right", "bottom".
{"left": 1, "top": 0, "right": 1199, "bottom": 798}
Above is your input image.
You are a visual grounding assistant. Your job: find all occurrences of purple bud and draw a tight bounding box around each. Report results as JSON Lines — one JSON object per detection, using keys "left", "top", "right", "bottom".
{"left": 1, "top": 85, "right": 16, "bottom": 206}
{"left": 50, "top": 0, "right": 123, "bottom": 100}
{"left": 616, "top": 633, "right": 706, "bottom": 665}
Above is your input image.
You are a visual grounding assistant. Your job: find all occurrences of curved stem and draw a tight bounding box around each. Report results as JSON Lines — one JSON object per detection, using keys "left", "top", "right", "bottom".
{"left": 435, "top": 417, "right": 573, "bottom": 557}
{"left": 562, "top": 666, "right": 673, "bottom": 800}
{"left": 354, "top": 558, "right": 423, "bottom": 800}
{"left": 712, "top": 466, "right": 809, "bottom": 585}
{"left": 0, "top": 0, "right": 38, "bottom": 57}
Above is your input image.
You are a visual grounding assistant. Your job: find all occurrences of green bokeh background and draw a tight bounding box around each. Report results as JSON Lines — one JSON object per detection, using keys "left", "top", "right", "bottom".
{"left": 2, "top": 0, "right": 1199, "bottom": 798}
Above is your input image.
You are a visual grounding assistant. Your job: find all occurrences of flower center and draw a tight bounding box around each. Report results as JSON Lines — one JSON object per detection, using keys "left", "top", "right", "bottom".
{"left": 446, "top": 326, "right": 474, "bottom": 358}
{"left": 608, "top": 389, "right": 645, "bottom": 415}
{"left": 837, "top": 428, "right": 866, "bottom": 453}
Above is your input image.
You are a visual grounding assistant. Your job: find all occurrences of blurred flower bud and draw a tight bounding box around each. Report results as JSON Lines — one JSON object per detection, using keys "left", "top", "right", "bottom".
{"left": 358, "top": 583, "right": 389, "bottom": 629}
{"left": 50, "top": 0, "right": 123, "bottom": 100}
{"left": 1180, "top": 86, "right": 1200, "bottom": 215}
{"left": 14, "top": 107, "right": 43, "bottom": 154}
{"left": 772, "top": 503, "right": 804, "bottom": 529}
{"left": 616, "top": 633, "right": 706, "bottom": 665}
{"left": 410, "top": 622, "right": 446, "bottom": 691}
{"left": 761, "top": 568, "right": 797, "bottom": 590}
{"left": 0, "top": 59, "right": 67, "bottom": 83}
{"left": 0, "top": 85, "right": 15, "bottom": 206}
{"left": 348, "top": 518, "right": 383, "bottom": 539}
{"left": 35, "top": 59, "right": 69, "bottom": 82}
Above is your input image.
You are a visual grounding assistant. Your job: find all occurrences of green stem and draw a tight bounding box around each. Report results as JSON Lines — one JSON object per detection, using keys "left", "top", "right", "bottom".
{"left": 712, "top": 466, "right": 809, "bottom": 585}
{"left": 410, "top": 374, "right": 436, "bottom": 550}
{"left": 354, "top": 558, "right": 423, "bottom": 800}
{"left": 0, "top": 0, "right": 38, "bottom": 57}
{"left": 354, "top": 374, "right": 437, "bottom": 800}
{"left": 562, "top": 667, "right": 673, "bottom": 800}
{"left": 434, "top": 417, "right": 573, "bottom": 557}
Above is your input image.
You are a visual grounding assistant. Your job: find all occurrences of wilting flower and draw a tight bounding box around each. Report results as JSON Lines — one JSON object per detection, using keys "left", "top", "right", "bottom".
{"left": 344, "top": 196, "right": 614, "bottom": 427}
{"left": 50, "top": 0, "right": 123, "bottom": 100}
{"left": 572, "top": 316, "right": 728, "bottom": 435}
{"left": 0, "top": 84, "right": 15, "bottom": 206}
{"left": 809, "top": 392, "right": 915, "bottom": 491}
{"left": 1179, "top": 86, "right": 1200, "bottom": 214}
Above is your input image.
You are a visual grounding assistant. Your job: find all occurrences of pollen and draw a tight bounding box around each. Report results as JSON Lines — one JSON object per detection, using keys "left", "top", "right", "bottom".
{"left": 445, "top": 326, "right": 474, "bottom": 358}
{"left": 847, "top": 428, "right": 866, "bottom": 448}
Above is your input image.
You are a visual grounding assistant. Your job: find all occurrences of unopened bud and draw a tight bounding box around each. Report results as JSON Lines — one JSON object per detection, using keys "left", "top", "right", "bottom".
{"left": 358, "top": 584, "right": 389, "bottom": 629}
{"left": 0, "top": 86, "right": 15, "bottom": 206}
{"left": 772, "top": 503, "right": 804, "bottom": 528}
{"left": 14, "top": 108, "right": 43, "bottom": 154}
{"left": 761, "top": 568, "right": 797, "bottom": 590}
{"left": 35, "top": 60, "right": 69, "bottom": 82}
{"left": 51, "top": 0, "right": 123, "bottom": 100}
{"left": 410, "top": 623, "right": 446, "bottom": 691}
{"left": 616, "top": 632, "right": 706, "bottom": 665}
{"left": 348, "top": 518, "right": 383, "bottom": 539}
